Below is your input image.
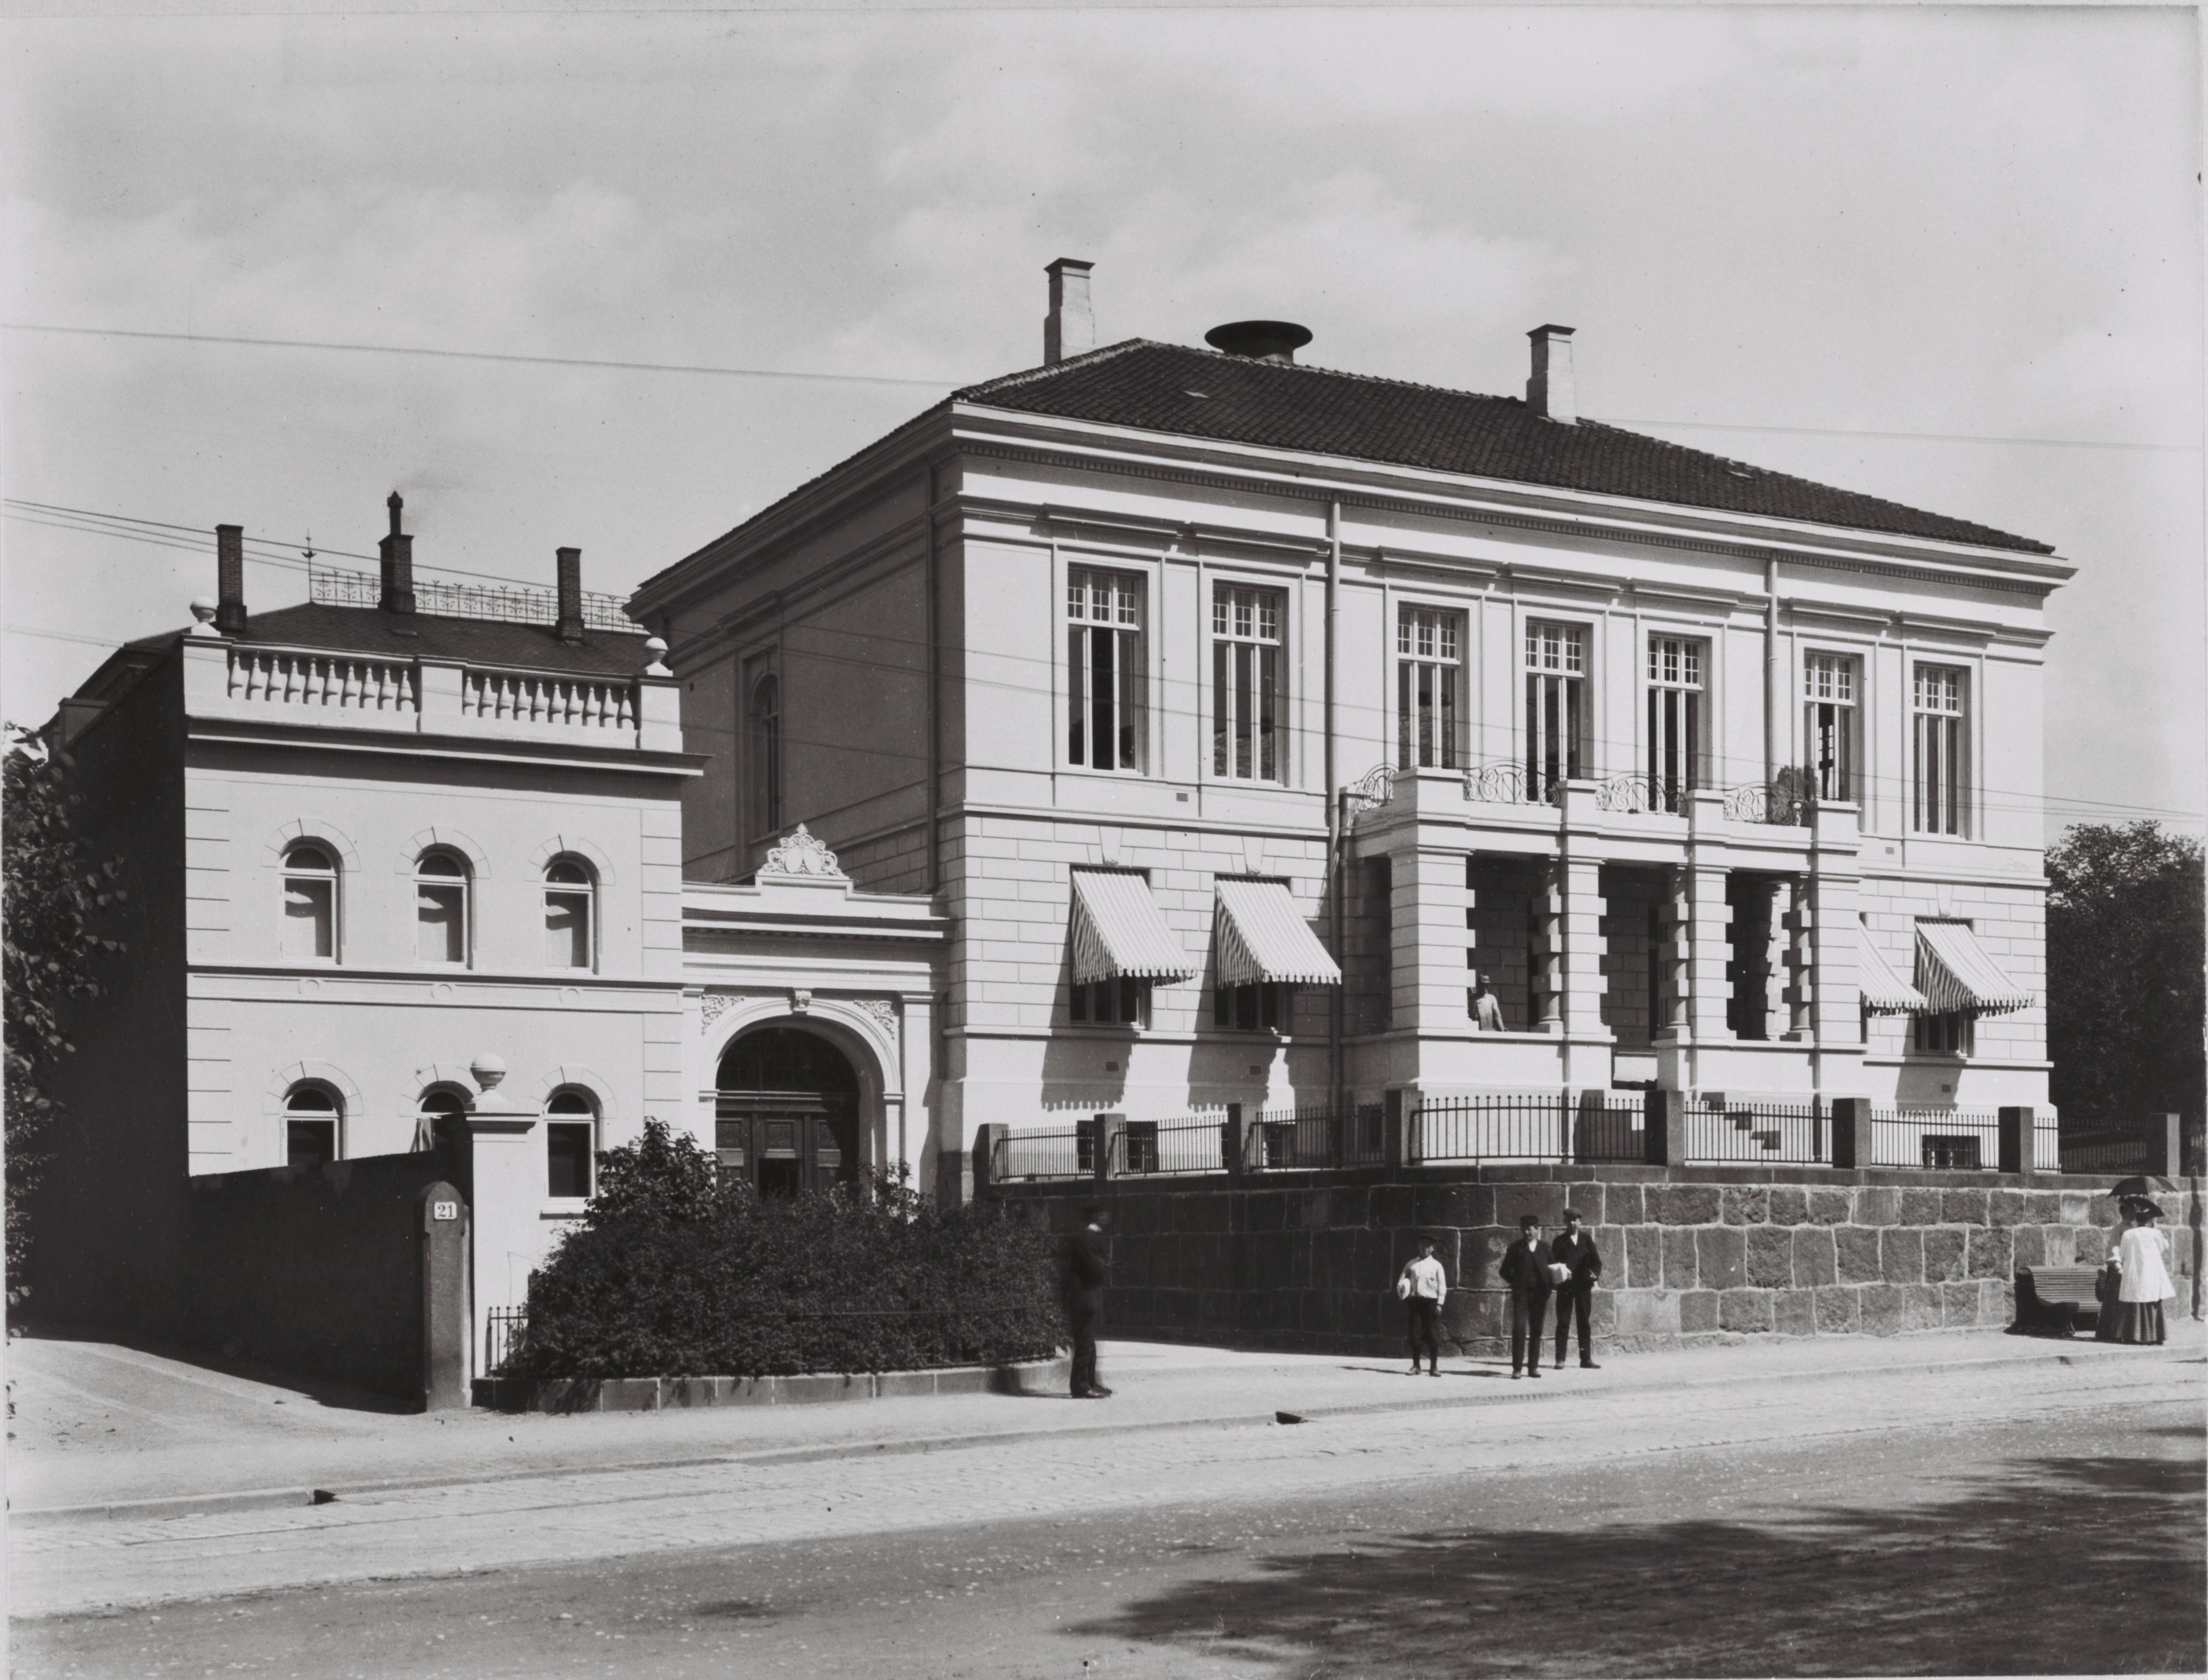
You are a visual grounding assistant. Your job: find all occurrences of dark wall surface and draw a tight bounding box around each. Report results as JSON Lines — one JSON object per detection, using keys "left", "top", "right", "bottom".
{"left": 183, "top": 1149, "right": 467, "bottom": 1404}
{"left": 996, "top": 1166, "right": 2202, "bottom": 1359}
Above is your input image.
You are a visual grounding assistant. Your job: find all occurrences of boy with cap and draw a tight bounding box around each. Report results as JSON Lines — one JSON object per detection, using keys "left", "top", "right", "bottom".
{"left": 1550, "top": 1206, "right": 1602, "bottom": 1369}
{"left": 1498, "top": 1213, "right": 1554, "bottom": 1378}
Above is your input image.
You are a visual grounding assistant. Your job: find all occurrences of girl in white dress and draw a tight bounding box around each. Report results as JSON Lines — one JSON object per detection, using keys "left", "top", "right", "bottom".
{"left": 2107, "top": 1201, "right": 2174, "bottom": 1345}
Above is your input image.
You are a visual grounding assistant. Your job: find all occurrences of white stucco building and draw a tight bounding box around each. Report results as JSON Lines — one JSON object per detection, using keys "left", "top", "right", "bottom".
{"left": 33, "top": 264, "right": 2067, "bottom": 1384}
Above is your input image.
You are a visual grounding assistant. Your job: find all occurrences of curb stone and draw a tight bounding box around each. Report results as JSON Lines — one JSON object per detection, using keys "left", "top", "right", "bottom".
{"left": 12, "top": 1337, "right": 2191, "bottom": 1529}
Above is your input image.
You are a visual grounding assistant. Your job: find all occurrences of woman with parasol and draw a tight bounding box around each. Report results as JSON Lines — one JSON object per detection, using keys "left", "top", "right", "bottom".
{"left": 2097, "top": 1188, "right": 2175, "bottom": 1346}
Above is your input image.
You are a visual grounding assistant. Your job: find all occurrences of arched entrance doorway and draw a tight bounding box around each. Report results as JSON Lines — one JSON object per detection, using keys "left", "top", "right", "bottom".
{"left": 715, "top": 1027, "right": 861, "bottom": 1196}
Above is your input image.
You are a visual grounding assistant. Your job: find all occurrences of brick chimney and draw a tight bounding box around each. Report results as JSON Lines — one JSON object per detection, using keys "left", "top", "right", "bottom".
{"left": 555, "top": 547, "right": 584, "bottom": 644}
{"left": 214, "top": 523, "right": 247, "bottom": 635}
{"left": 1044, "top": 258, "right": 1094, "bottom": 365}
{"left": 1526, "top": 325, "right": 1577, "bottom": 425}
{"left": 379, "top": 492, "right": 415, "bottom": 614}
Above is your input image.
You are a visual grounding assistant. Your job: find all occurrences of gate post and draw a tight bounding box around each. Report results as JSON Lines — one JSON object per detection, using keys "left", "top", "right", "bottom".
{"left": 1223, "top": 1104, "right": 1244, "bottom": 1178}
{"left": 1829, "top": 1097, "right": 1871, "bottom": 1171}
{"left": 418, "top": 1182, "right": 469, "bottom": 1412}
{"left": 1996, "top": 1107, "right": 2034, "bottom": 1177}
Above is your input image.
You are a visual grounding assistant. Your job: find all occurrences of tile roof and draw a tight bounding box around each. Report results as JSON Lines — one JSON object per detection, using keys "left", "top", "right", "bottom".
{"left": 222, "top": 602, "right": 651, "bottom": 677}
{"left": 956, "top": 340, "right": 2054, "bottom": 556}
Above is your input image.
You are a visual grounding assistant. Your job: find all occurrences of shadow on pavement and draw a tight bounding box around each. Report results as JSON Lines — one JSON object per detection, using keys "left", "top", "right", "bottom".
{"left": 1071, "top": 1450, "right": 2206, "bottom": 1677}
{"left": 8, "top": 1319, "right": 416, "bottom": 1417}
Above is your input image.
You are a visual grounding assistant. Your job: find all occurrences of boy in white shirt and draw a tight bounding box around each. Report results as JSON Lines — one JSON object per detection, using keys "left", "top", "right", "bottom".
{"left": 1399, "top": 1237, "right": 1448, "bottom": 1376}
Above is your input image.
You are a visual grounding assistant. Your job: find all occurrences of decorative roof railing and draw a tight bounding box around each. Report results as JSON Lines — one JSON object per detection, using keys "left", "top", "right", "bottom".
{"left": 310, "top": 564, "right": 638, "bottom": 634}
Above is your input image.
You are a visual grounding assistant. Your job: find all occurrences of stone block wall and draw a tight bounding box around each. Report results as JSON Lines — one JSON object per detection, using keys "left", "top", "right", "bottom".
{"left": 997, "top": 1166, "right": 2200, "bottom": 1359}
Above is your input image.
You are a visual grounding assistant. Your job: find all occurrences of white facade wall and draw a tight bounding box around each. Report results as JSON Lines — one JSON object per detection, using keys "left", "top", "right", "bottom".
{"left": 630, "top": 395, "right": 2071, "bottom": 1191}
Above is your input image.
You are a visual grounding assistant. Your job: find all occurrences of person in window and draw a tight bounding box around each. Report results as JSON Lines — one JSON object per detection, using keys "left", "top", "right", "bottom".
{"left": 1396, "top": 1236, "right": 1447, "bottom": 1377}
{"left": 1469, "top": 973, "right": 1505, "bottom": 1033}
{"left": 2099, "top": 1199, "right": 2174, "bottom": 1345}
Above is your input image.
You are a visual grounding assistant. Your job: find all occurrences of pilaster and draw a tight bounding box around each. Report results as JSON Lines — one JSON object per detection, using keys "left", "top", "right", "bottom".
{"left": 1391, "top": 843, "right": 1470, "bottom": 1036}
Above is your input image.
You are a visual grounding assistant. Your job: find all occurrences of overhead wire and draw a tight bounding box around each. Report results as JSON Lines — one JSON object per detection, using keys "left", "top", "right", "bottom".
{"left": 3, "top": 320, "right": 2193, "bottom": 454}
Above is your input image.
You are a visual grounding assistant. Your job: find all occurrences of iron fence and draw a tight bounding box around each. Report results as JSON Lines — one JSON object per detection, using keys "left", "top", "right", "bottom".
{"left": 1413, "top": 1092, "right": 1644, "bottom": 1165}
{"left": 990, "top": 1124, "right": 1094, "bottom": 1181}
{"left": 311, "top": 563, "right": 638, "bottom": 633}
{"left": 1868, "top": 1109, "right": 2001, "bottom": 1171}
{"left": 1111, "top": 1119, "right": 1228, "bottom": 1177}
{"left": 2056, "top": 1129, "right": 2161, "bottom": 1177}
{"left": 1246, "top": 1106, "right": 1341, "bottom": 1171}
{"left": 1684, "top": 1098, "right": 1825, "bottom": 1165}
{"left": 484, "top": 1305, "right": 527, "bottom": 1375}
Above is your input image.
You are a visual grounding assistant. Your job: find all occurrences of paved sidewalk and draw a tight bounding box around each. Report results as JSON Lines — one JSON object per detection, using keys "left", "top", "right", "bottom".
{"left": 8, "top": 1318, "right": 2201, "bottom": 1522}
{"left": 11, "top": 1339, "right": 2200, "bottom": 1619}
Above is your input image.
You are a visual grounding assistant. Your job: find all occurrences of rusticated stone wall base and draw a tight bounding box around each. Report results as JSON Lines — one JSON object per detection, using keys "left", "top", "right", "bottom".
{"left": 992, "top": 1168, "right": 2201, "bottom": 1359}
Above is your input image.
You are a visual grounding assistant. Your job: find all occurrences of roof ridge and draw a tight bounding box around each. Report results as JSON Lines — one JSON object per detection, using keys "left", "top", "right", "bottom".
{"left": 952, "top": 339, "right": 2053, "bottom": 554}
{"left": 954, "top": 337, "right": 1160, "bottom": 400}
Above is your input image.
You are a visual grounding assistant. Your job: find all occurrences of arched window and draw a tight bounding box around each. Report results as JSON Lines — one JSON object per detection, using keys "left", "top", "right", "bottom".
{"left": 544, "top": 857, "right": 595, "bottom": 970}
{"left": 415, "top": 849, "right": 470, "bottom": 965}
{"left": 282, "top": 844, "right": 338, "bottom": 960}
{"left": 285, "top": 1083, "right": 340, "bottom": 1168}
{"left": 545, "top": 1088, "right": 597, "bottom": 1198}
{"left": 415, "top": 1084, "right": 469, "bottom": 1152}
{"left": 750, "top": 674, "right": 780, "bottom": 837}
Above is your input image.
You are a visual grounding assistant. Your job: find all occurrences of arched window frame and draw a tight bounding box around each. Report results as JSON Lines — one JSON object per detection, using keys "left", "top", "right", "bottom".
{"left": 543, "top": 856, "right": 597, "bottom": 971}
{"left": 749, "top": 672, "right": 781, "bottom": 839}
{"left": 280, "top": 842, "right": 340, "bottom": 963}
{"left": 284, "top": 1081, "right": 343, "bottom": 1167}
{"left": 414, "top": 848, "right": 472, "bottom": 967}
{"left": 544, "top": 1087, "right": 598, "bottom": 1200}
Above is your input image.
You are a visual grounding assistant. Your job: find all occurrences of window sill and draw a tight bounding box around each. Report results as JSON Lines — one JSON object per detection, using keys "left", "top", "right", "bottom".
{"left": 540, "top": 1199, "right": 589, "bottom": 1220}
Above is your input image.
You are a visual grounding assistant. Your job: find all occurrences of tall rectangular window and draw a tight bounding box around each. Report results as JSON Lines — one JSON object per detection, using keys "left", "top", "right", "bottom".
{"left": 1645, "top": 636, "right": 1705, "bottom": 813}
{"left": 1524, "top": 621, "right": 1586, "bottom": 793}
{"left": 1804, "top": 652, "right": 1857, "bottom": 803}
{"left": 1066, "top": 567, "right": 1146, "bottom": 772}
{"left": 1068, "top": 977, "right": 1147, "bottom": 1026}
{"left": 1396, "top": 608, "right": 1461, "bottom": 771}
{"left": 1912, "top": 664, "right": 1967, "bottom": 835}
{"left": 1212, "top": 583, "right": 1284, "bottom": 782}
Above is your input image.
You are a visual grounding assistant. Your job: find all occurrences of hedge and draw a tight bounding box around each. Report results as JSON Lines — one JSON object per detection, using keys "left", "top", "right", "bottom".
{"left": 506, "top": 1121, "right": 1067, "bottom": 1379}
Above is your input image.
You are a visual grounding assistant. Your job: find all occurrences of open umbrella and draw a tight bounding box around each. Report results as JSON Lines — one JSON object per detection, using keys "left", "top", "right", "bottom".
{"left": 2106, "top": 1175, "right": 2177, "bottom": 1198}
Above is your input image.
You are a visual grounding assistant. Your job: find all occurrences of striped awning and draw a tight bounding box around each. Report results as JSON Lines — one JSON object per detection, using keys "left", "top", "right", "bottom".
{"left": 1856, "top": 933, "right": 1929, "bottom": 1015}
{"left": 1215, "top": 878, "right": 1343, "bottom": 987}
{"left": 1915, "top": 920, "right": 2034, "bottom": 1016}
{"left": 1070, "top": 870, "right": 1196, "bottom": 985}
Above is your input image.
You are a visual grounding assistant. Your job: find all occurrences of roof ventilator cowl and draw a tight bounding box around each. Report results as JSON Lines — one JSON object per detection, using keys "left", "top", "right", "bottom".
{"left": 1204, "top": 321, "right": 1313, "bottom": 365}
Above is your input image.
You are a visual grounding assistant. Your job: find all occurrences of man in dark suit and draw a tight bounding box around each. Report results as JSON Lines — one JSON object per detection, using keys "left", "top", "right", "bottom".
{"left": 1550, "top": 1206, "right": 1602, "bottom": 1370}
{"left": 1064, "top": 1205, "right": 1113, "bottom": 1398}
{"left": 1498, "top": 1213, "right": 1553, "bottom": 1379}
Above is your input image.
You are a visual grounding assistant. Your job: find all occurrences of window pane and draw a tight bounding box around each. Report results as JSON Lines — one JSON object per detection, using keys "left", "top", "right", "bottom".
{"left": 1090, "top": 626, "right": 1115, "bottom": 769}
{"left": 418, "top": 852, "right": 464, "bottom": 878}
{"left": 1212, "top": 641, "right": 1229, "bottom": 775}
{"left": 286, "top": 1086, "right": 337, "bottom": 1114}
{"left": 1068, "top": 626, "right": 1087, "bottom": 764}
{"left": 418, "top": 882, "right": 465, "bottom": 962}
{"left": 287, "top": 1119, "right": 336, "bottom": 1169}
{"left": 546, "top": 890, "right": 591, "bottom": 968}
{"left": 547, "top": 1121, "right": 594, "bottom": 1197}
{"left": 283, "top": 876, "right": 334, "bottom": 958}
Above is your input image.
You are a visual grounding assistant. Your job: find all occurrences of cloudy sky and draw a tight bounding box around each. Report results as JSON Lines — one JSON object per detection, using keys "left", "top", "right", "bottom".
{"left": 3, "top": 5, "right": 2198, "bottom": 838}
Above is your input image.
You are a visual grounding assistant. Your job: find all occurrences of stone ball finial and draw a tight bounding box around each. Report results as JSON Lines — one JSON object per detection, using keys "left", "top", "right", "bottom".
{"left": 470, "top": 1052, "right": 509, "bottom": 1090}
{"left": 186, "top": 597, "right": 220, "bottom": 637}
{"left": 642, "top": 636, "right": 671, "bottom": 677}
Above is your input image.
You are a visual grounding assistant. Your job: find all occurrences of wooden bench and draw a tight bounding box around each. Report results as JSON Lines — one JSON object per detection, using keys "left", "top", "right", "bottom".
{"left": 2014, "top": 1265, "right": 2105, "bottom": 1336}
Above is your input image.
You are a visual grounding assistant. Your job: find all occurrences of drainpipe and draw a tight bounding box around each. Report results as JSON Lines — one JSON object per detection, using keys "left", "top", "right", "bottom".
{"left": 925, "top": 460, "right": 941, "bottom": 892}
{"left": 1763, "top": 557, "right": 1781, "bottom": 788}
{"left": 1326, "top": 501, "right": 1345, "bottom": 1128}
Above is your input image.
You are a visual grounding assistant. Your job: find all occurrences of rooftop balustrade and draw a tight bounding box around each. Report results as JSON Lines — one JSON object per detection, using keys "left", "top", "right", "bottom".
{"left": 181, "top": 635, "right": 682, "bottom": 752}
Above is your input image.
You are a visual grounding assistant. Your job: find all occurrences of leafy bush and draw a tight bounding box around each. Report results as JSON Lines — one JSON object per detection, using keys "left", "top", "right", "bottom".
{"left": 507, "top": 1121, "right": 1065, "bottom": 1379}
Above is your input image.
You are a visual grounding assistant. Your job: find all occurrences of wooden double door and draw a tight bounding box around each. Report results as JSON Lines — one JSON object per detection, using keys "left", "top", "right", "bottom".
{"left": 714, "top": 1028, "right": 862, "bottom": 1197}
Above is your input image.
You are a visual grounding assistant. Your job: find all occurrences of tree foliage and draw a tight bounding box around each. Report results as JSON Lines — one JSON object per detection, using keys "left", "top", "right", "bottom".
{"left": 2046, "top": 821, "right": 2204, "bottom": 1130}
{"left": 2, "top": 726, "right": 127, "bottom": 1303}
{"left": 508, "top": 1120, "right": 1064, "bottom": 1380}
